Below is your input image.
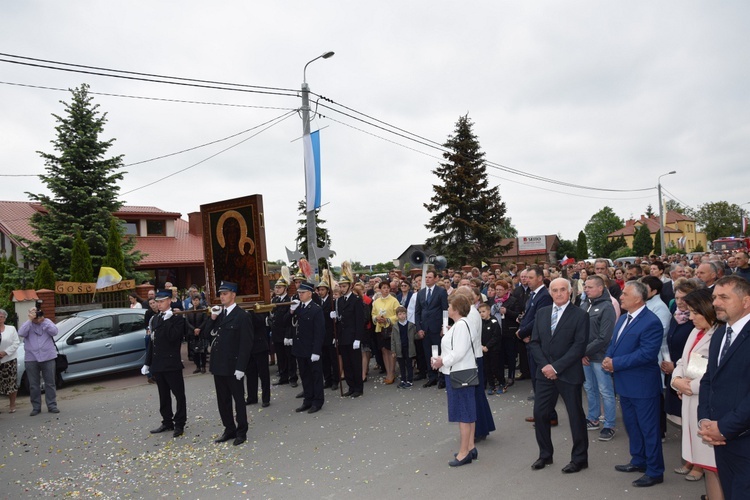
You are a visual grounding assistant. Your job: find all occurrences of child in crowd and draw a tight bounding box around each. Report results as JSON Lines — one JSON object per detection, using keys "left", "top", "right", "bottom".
{"left": 391, "top": 306, "right": 415, "bottom": 388}
{"left": 478, "top": 303, "right": 503, "bottom": 394}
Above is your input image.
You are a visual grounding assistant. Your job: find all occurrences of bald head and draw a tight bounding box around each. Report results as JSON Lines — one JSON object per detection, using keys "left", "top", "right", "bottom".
{"left": 549, "top": 278, "right": 572, "bottom": 306}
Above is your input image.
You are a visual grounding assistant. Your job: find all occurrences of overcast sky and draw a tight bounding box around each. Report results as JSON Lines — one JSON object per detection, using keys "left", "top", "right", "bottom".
{"left": 2, "top": 2, "right": 749, "bottom": 266}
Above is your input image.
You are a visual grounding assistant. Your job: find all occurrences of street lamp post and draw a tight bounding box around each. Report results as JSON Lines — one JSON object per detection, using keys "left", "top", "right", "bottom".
{"left": 299, "top": 51, "right": 334, "bottom": 281}
{"left": 658, "top": 170, "right": 677, "bottom": 257}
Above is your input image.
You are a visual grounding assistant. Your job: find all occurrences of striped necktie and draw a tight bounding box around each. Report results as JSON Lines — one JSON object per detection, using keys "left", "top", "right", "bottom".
{"left": 551, "top": 306, "right": 560, "bottom": 334}
{"left": 719, "top": 326, "right": 734, "bottom": 365}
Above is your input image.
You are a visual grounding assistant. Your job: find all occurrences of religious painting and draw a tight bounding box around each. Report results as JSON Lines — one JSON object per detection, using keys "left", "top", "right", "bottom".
{"left": 201, "top": 195, "right": 269, "bottom": 305}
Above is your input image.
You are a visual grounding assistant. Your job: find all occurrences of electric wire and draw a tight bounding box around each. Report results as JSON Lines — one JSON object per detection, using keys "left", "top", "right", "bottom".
{"left": 120, "top": 110, "right": 296, "bottom": 195}
{"left": 487, "top": 174, "right": 654, "bottom": 201}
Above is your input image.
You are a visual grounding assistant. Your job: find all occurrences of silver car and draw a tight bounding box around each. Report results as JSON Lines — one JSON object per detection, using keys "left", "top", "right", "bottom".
{"left": 16, "top": 308, "right": 148, "bottom": 392}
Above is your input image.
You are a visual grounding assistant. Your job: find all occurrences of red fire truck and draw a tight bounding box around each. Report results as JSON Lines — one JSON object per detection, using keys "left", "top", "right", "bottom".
{"left": 712, "top": 237, "right": 750, "bottom": 252}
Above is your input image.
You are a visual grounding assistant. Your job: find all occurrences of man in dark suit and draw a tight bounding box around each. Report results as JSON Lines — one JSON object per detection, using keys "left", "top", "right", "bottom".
{"left": 291, "top": 282, "right": 326, "bottom": 413}
{"left": 245, "top": 310, "right": 270, "bottom": 408}
{"left": 144, "top": 290, "right": 188, "bottom": 438}
{"left": 512, "top": 269, "right": 532, "bottom": 379}
{"left": 203, "top": 281, "right": 253, "bottom": 446}
{"left": 517, "top": 266, "right": 557, "bottom": 423}
{"left": 268, "top": 277, "right": 294, "bottom": 386}
{"left": 528, "top": 278, "right": 589, "bottom": 472}
{"left": 698, "top": 276, "right": 750, "bottom": 499}
{"left": 603, "top": 280, "right": 664, "bottom": 488}
{"left": 414, "top": 268, "right": 449, "bottom": 388}
{"left": 334, "top": 275, "right": 364, "bottom": 397}
{"left": 316, "top": 280, "right": 339, "bottom": 391}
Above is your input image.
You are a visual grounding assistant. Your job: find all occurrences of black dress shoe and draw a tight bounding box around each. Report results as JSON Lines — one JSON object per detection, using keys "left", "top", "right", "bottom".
{"left": 350, "top": 391, "right": 362, "bottom": 398}
{"left": 233, "top": 435, "right": 247, "bottom": 446}
{"left": 192, "top": 368, "right": 201, "bottom": 374}
{"left": 423, "top": 379, "right": 437, "bottom": 388}
{"left": 331, "top": 383, "right": 339, "bottom": 391}
{"left": 307, "top": 406, "right": 321, "bottom": 414}
{"left": 150, "top": 424, "right": 174, "bottom": 434}
{"left": 342, "top": 390, "right": 354, "bottom": 397}
{"left": 437, "top": 380, "right": 446, "bottom": 389}
{"left": 323, "top": 382, "right": 332, "bottom": 389}
{"left": 273, "top": 380, "right": 288, "bottom": 386}
{"left": 531, "top": 457, "right": 553, "bottom": 470}
{"left": 454, "top": 448, "right": 478, "bottom": 460}
{"left": 295, "top": 404, "right": 312, "bottom": 412}
{"left": 414, "top": 373, "right": 426, "bottom": 381}
{"left": 214, "top": 432, "right": 236, "bottom": 443}
{"left": 615, "top": 463, "right": 647, "bottom": 473}
{"left": 245, "top": 399, "right": 258, "bottom": 405}
{"left": 262, "top": 402, "right": 270, "bottom": 408}
{"left": 295, "top": 391, "right": 304, "bottom": 398}
{"left": 632, "top": 474, "right": 663, "bottom": 487}
{"left": 449, "top": 454, "right": 473, "bottom": 467}
{"left": 561, "top": 461, "right": 588, "bottom": 473}
{"left": 173, "top": 427, "right": 184, "bottom": 438}
{"left": 290, "top": 381, "right": 298, "bottom": 388}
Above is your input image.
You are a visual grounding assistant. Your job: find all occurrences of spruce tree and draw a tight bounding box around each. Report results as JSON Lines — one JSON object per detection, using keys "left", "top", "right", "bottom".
{"left": 576, "top": 231, "right": 589, "bottom": 260}
{"left": 70, "top": 232, "right": 94, "bottom": 282}
{"left": 653, "top": 229, "right": 662, "bottom": 255}
{"left": 632, "top": 224, "right": 653, "bottom": 257}
{"left": 425, "top": 114, "right": 511, "bottom": 266}
{"left": 33, "top": 259, "right": 56, "bottom": 290}
{"left": 25, "top": 84, "right": 125, "bottom": 280}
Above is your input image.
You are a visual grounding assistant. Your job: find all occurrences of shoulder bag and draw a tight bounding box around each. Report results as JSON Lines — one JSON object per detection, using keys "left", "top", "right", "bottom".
{"left": 449, "top": 319, "right": 479, "bottom": 389}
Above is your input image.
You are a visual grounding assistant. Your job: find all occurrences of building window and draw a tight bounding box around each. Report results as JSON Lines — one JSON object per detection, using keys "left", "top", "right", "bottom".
{"left": 122, "top": 220, "right": 138, "bottom": 236}
{"left": 147, "top": 220, "right": 165, "bottom": 236}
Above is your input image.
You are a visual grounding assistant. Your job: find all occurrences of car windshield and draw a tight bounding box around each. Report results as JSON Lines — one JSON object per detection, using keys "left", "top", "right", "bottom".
{"left": 54, "top": 316, "right": 87, "bottom": 339}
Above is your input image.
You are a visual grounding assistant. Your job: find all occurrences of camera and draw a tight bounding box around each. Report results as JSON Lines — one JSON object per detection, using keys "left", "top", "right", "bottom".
{"left": 35, "top": 301, "right": 44, "bottom": 318}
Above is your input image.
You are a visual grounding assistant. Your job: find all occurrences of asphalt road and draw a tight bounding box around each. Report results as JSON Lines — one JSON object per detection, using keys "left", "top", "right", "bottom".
{"left": 0, "top": 356, "right": 704, "bottom": 499}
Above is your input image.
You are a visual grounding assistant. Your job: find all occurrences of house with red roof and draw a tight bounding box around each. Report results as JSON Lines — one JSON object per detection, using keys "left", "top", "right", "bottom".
{"left": 0, "top": 201, "right": 205, "bottom": 289}
{"left": 606, "top": 210, "right": 707, "bottom": 253}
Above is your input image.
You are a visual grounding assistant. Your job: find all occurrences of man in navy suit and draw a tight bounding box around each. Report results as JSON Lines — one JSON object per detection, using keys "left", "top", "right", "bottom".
{"left": 698, "top": 276, "right": 750, "bottom": 499}
{"left": 415, "top": 268, "right": 449, "bottom": 388}
{"left": 602, "top": 280, "right": 664, "bottom": 487}
{"left": 528, "top": 278, "right": 589, "bottom": 473}
{"left": 291, "top": 282, "right": 326, "bottom": 413}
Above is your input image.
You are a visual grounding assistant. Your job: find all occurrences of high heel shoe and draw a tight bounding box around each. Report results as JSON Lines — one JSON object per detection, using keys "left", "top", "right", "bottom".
{"left": 448, "top": 453, "right": 473, "bottom": 467}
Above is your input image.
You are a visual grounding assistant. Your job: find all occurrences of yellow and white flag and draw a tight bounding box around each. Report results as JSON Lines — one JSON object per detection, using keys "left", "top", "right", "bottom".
{"left": 96, "top": 267, "right": 122, "bottom": 289}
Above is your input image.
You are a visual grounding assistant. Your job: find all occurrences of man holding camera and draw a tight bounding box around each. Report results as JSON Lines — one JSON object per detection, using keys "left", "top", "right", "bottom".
{"left": 18, "top": 306, "right": 59, "bottom": 416}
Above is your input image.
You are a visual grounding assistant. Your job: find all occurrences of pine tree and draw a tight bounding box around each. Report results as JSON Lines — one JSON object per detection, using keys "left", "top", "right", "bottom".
{"left": 425, "top": 114, "right": 511, "bottom": 266}
{"left": 294, "top": 199, "right": 332, "bottom": 271}
{"left": 632, "top": 224, "right": 653, "bottom": 257}
{"left": 653, "top": 229, "right": 662, "bottom": 255}
{"left": 70, "top": 232, "right": 94, "bottom": 282}
{"left": 576, "top": 231, "right": 589, "bottom": 260}
{"left": 33, "top": 259, "right": 56, "bottom": 290}
{"left": 24, "top": 84, "right": 125, "bottom": 280}
{"left": 102, "top": 218, "right": 126, "bottom": 275}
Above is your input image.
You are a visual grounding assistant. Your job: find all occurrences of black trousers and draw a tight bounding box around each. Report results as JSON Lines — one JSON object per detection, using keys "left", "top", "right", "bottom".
{"left": 414, "top": 338, "right": 427, "bottom": 375}
{"left": 246, "top": 351, "right": 271, "bottom": 404}
{"left": 422, "top": 331, "right": 445, "bottom": 383}
{"left": 213, "top": 374, "right": 248, "bottom": 437}
{"left": 501, "top": 336, "right": 517, "bottom": 381}
{"left": 533, "top": 378, "right": 588, "bottom": 464}
{"left": 297, "top": 356, "right": 324, "bottom": 408}
{"left": 516, "top": 339, "right": 530, "bottom": 377}
{"left": 340, "top": 344, "right": 363, "bottom": 393}
{"left": 153, "top": 370, "right": 186, "bottom": 428}
{"left": 273, "top": 341, "right": 298, "bottom": 383}
{"left": 321, "top": 342, "right": 340, "bottom": 386}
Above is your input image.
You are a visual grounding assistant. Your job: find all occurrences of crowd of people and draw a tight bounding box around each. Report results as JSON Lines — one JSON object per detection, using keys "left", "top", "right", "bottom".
{"left": 3, "top": 249, "right": 749, "bottom": 497}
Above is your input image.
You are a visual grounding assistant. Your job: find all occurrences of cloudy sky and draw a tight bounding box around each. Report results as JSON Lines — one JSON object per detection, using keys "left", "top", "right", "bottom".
{"left": 2, "top": 2, "right": 748, "bottom": 266}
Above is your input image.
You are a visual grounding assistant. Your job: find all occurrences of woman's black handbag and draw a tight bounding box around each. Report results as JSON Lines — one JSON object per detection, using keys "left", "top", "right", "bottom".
{"left": 55, "top": 353, "right": 69, "bottom": 373}
{"left": 449, "top": 318, "right": 479, "bottom": 389}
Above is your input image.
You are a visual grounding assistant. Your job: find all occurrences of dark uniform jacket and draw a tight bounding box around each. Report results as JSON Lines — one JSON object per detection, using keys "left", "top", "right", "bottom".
{"left": 319, "top": 294, "right": 335, "bottom": 346}
{"left": 335, "top": 292, "right": 364, "bottom": 345}
{"left": 291, "top": 301, "right": 325, "bottom": 358}
{"left": 268, "top": 294, "right": 292, "bottom": 343}
{"left": 248, "top": 311, "right": 269, "bottom": 354}
{"left": 146, "top": 313, "right": 186, "bottom": 372}
{"left": 203, "top": 306, "right": 253, "bottom": 377}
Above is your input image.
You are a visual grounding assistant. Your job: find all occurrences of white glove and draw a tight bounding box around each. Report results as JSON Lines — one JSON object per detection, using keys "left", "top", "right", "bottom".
{"left": 284, "top": 338, "right": 293, "bottom": 346}
{"left": 265, "top": 316, "right": 270, "bottom": 327}
{"left": 234, "top": 370, "right": 245, "bottom": 380}
{"left": 353, "top": 340, "right": 361, "bottom": 349}
{"left": 311, "top": 354, "right": 320, "bottom": 362}
{"left": 141, "top": 365, "right": 149, "bottom": 375}
{"left": 290, "top": 299, "right": 300, "bottom": 312}
{"left": 329, "top": 311, "right": 338, "bottom": 319}
{"left": 211, "top": 305, "right": 222, "bottom": 317}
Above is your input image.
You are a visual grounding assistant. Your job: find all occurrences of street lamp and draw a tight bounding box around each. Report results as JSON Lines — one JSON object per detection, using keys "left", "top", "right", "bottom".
{"left": 300, "top": 51, "right": 334, "bottom": 280}
{"left": 658, "top": 170, "right": 677, "bottom": 256}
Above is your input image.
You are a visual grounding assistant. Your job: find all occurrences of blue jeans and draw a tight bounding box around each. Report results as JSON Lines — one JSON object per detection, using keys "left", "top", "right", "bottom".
{"left": 582, "top": 361, "right": 616, "bottom": 429}
{"left": 26, "top": 359, "right": 57, "bottom": 411}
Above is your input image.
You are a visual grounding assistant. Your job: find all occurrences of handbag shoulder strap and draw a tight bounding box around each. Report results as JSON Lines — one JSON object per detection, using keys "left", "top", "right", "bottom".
{"left": 451, "top": 318, "right": 477, "bottom": 359}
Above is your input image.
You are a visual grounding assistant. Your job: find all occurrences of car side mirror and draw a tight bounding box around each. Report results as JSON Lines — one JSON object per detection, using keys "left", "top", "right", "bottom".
{"left": 69, "top": 336, "right": 84, "bottom": 345}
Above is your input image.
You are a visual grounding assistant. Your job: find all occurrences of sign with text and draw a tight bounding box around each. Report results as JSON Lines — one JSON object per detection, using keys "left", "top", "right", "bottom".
{"left": 518, "top": 235, "right": 547, "bottom": 255}
{"left": 55, "top": 280, "right": 136, "bottom": 294}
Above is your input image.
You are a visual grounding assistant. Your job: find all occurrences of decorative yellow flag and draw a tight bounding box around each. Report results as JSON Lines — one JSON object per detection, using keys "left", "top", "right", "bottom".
{"left": 95, "top": 267, "right": 122, "bottom": 289}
